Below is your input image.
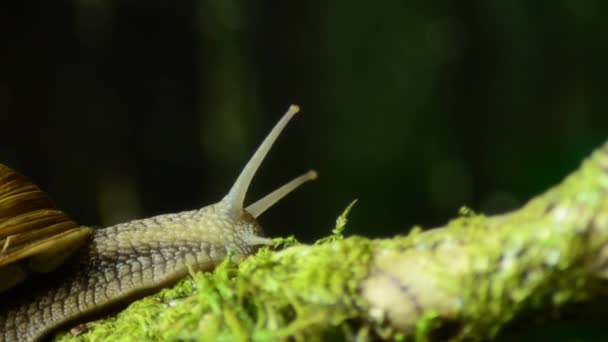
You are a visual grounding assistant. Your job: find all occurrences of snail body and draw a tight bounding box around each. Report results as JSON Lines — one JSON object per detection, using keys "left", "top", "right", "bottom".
{"left": 0, "top": 105, "right": 316, "bottom": 342}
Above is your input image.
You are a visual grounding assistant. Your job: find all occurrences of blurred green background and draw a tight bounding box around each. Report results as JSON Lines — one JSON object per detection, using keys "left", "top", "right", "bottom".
{"left": 1, "top": 1, "right": 607, "bottom": 244}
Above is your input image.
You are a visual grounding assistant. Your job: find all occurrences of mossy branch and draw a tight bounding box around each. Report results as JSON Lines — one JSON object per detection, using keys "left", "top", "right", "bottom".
{"left": 58, "top": 142, "right": 608, "bottom": 341}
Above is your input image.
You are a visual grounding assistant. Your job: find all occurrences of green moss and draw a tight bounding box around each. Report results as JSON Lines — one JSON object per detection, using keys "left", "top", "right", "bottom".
{"left": 56, "top": 202, "right": 374, "bottom": 342}
{"left": 363, "top": 143, "right": 608, "bottom": 340}
{"left": 56, "top": 142, "right": 608, "bottom": 341}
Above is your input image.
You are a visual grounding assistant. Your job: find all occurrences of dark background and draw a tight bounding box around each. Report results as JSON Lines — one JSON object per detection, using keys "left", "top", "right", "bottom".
{"left": 1, "top": 2, "right": 608, "bottom": 340}
{"left": 1, "top": 1, "right": 607, "bottom": 243}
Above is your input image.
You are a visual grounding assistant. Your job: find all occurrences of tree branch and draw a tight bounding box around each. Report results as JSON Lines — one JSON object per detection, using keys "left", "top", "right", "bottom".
{"left": 57, "top": 141, "right": 608, "bottom": 341}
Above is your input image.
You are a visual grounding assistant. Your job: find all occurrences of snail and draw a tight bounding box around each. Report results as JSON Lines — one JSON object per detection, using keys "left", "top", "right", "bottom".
{"left": 0, "top": 105, "right": 316, "bottom": 342}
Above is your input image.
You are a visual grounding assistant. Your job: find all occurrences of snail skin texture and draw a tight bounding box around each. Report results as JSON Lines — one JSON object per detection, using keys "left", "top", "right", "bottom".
{"left": 0, "top": 105, "right": 316, "bottom": 342}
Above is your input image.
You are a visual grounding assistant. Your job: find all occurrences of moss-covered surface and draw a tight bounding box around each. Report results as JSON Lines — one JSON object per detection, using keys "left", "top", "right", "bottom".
{"left": 55, "top": 142, "right": 608, "bottom": 341}
{"left": 56, "top": 201, "right": 375, "bottom": 341}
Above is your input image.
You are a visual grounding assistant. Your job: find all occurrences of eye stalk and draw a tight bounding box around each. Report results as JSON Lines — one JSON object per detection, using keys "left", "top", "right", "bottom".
{"left": 247, "top": 170, "right": 317, "bottom": 218}
{"left": 221, "top": 105, "right": 317, "bottom": 220}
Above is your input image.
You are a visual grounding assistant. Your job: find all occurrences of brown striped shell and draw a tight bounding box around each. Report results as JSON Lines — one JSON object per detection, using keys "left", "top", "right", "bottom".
{"left": 0, "top": 164, "right": 91, "bottom": 293}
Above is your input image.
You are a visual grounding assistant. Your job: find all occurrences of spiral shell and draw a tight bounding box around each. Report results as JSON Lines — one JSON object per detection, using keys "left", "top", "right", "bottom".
{"left": 0, "top": 164, "right": 91, "bottom": 293}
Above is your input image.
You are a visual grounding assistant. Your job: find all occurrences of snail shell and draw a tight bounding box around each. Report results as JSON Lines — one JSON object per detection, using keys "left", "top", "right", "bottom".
{"left": 0, "top": 164, "right": 91, "bottom": 293}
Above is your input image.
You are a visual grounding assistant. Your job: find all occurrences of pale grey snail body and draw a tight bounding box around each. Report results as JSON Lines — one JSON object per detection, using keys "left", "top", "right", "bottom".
{"left": 0, "top": 105, "right": 316, "bottom": 342}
